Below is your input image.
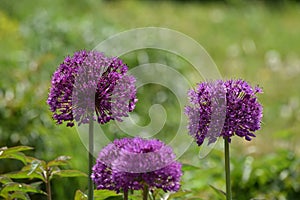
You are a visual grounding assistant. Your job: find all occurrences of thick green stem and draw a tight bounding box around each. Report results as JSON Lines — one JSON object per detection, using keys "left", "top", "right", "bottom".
{"left": 123, "top": 189, "right": 129, "bottom": 200}
{"left": 46, "top": 181, "right": 52, "bottom": 200}
{"left": 143, "top": 184, "right": 149, "bottom": 200}
{"left": 224, "top": 137, "right": 232, "bottom": 200}
{"left": 88, "top": 119, "right": 94, "bottom": 200}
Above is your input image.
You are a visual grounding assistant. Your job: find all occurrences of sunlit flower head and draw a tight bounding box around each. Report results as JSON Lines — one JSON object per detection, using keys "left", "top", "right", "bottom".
{"left": 47, "top": 50, "right": 137, "bottom": 127}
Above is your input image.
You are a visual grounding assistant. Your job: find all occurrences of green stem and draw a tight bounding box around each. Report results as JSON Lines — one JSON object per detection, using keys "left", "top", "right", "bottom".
{"left": 46, "top": 181, "right": 52, "bottom": 200}
{"left": 46, "top": 170, "right": 52, "bottom": 200}
{"left": 224, "top": 137, "right": 232, "bottom": 200}
{"left": 123, "top": 189, "right": 128, "bottom": 200}
{"left": 152, "top": 190, "right": 156, "bottom": 200}
{"left": 88, "top": 119, "right": 94, "bottom": 200}
{"left": 143, "top": 184, "right": 149, "bottom": 200}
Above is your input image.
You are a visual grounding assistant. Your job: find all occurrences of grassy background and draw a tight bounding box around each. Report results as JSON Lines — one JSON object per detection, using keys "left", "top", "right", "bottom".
{"left": 1, "top": 0, "right": 300, "bottom": 199}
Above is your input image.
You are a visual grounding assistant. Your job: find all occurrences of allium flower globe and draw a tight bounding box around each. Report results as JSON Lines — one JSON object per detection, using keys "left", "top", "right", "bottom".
{"left": 47, "top": 50, "right": 137, "bottom": 127}
{"left": 91, "top": 137, "right": 182, "bottom": 193}
{"left": 185, "top": 79, "right": 263, "bottom": 146}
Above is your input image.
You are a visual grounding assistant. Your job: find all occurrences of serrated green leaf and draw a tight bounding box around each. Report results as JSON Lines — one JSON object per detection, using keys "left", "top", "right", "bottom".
{"left": 48, "top": 155, "right": 71, "bottom": 167}
{"left": 74, "top": 190, "right": 87, "bottom": 200}
{"left": 94, "top": 190, "right": 122, "bottom": 199}
{"left": 1, "top": 182, "right": 47, "bottom": 195}
{"left": 52, "top": 170, "right": 87, "bottom": 179}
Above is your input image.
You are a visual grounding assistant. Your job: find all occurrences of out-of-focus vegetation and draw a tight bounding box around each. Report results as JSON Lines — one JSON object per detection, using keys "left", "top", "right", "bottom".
{"left": 1, "top": 0, "right": 300, "bottom": 199}
{"left": 0, "top": 146, "right": 86, "bottom": 200}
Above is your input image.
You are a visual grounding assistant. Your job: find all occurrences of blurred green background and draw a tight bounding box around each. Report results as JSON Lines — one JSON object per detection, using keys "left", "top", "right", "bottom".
{"left": 1, "top": 0, "right": 300, "bottom": 199}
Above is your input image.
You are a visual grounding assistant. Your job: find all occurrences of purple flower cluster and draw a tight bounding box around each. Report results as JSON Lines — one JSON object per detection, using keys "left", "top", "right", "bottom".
{"left": 91, "top": 137, "right": 182, "bottom": 193}
{"left": 185, "top": 79, "right": 263, "bottom": 145}
{"left": 47, "top": 50, "right": 137, "bottom": 127}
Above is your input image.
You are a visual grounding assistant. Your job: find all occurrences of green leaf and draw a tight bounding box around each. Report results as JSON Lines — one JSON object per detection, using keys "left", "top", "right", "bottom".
{"left": 48, "top": 155, "right": 71, "bottom": 167}
{"left": 30, "top": 181, "right": 44, "bottom": 188}
{"left": 5, "top": 170, "right": 45, "bottom": 182}
{"left": 0, "top": 146, "right": 33, "bottom": 156}
{"left": 24, "top": 156, "right": 40, "bottom": 164}
{"left": 9, "top": 191, "right": 31, "bottom": 200}
{"left": 182, "top": 163, "right": 202, "bottom": 171}
{"left": 0, "top": 175, "right": 13, "bottom": 184}
{"left": 0, "top": 146, "right": 33, "bottom": 164}
{"left": 28, "top": 159, "right": 43, "bottom": 175}
{"left": 209, "top": 184, "right": 226, "bottom": 199}
{"left": 0, "top": 151, "right": 29, "bottom": 164}
{"left": 168, "top": 190, "right": 193, "bottom": 198}
{"left": 94, "top": 190, "right": 122, "bottom": 200}
{"left": 1, "top": 182, "right": 47, "bottom": 195}
{"left": 0, "top": 191, "right": 8, "bottom": 199}
{"left": 19, "top": 157, "right": 47, "bottom": 177}
{"left": 74, "top": 190, "right": 87, "bottom": 200}
{"left": 28, "top": 159, "right": 47, "bottom": 176}
{"left": 52, "top": 170, "right": 87, "bottom": 178}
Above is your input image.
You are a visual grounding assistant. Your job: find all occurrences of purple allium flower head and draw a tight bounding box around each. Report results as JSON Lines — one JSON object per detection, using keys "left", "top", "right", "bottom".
{"left": 47, "top": 50, "right": 137, "bottom": 127}
{"left": 185, "top": 79, "right": 263, "bottom": 146}
{"left": 91, "top": 137, "right": 182, "bottom": 193}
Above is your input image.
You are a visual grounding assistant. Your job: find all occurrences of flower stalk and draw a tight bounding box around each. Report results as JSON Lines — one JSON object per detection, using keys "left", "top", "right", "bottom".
{"left": 185, "top": 79, "right": 263, "bottom": 200}
{"left": 123, "top": 189, "right": 128, "bottom": 200}
{"left": 143, "top": 184, "right": 149, "bottom": 200}
{"left": 46, "top": 168, "right": 52, "bottom": 200}
{"left": 224, "top": 137, "right": 232, "bottom": 200}
{"left": 88, "top": 119, "right": 94, "bottom": 200}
